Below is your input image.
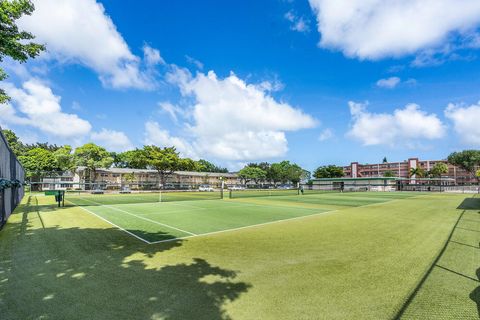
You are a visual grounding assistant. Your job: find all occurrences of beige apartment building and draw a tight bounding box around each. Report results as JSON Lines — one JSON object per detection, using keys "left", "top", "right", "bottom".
{"left": 40, "top": 167, "right": 240, "bottom": 190}
{"left": 343, "top": 158, "right": 477, "bottom": 185}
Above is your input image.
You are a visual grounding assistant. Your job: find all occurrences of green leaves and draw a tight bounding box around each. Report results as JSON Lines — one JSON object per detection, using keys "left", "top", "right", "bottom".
{"left": 313, "top": 165, "right": 344, "bottom": 179}
{"left": 447, "top": 150, "right": 480, "bottom": 174}
{"left": 429, "top": 162, "right": 449, "bottom": 178}
{"left": 0, "top": 0, "right": 45, "bottom": 102}
{"left": 238, "top": 166, "right": 267, "bottom": 184}
{"left": 19, "top": 147, "right": 58, "bottom": 177}
{"left": 74, "top": 143, "right": 114, "bottom": 170}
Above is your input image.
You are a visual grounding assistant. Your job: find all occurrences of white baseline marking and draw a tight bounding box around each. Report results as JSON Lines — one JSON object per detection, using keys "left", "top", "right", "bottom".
{"left": 74, "top": 197, "right": 197, "bottom": 236}
{"left": 149, "top": 209, "right": 339, "bottom": 244}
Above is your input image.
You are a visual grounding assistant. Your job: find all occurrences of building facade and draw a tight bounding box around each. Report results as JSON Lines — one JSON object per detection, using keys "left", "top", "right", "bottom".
{"left": 343, "top": 158, "right": 477, "bottom": 185}
{"left": 39, "top": 167, "right": 240, "bottom": 190}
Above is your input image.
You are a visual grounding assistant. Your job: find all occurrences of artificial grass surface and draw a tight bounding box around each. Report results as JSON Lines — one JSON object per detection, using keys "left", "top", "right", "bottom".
{"left": 0, "top": 192, "right": 475, "bottom": 319}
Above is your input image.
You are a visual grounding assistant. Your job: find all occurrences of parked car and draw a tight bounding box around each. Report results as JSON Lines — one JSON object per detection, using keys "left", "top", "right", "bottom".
{"left": 229, "top": 186, "right": 246, "bottom": 190}
{"left": 199, "top": 184, "right": 214, "bottom": 192}
{"left": 91, "top": 189, "right": 104, "bottom": 194}
{"left": 119, "top": 187, "right": 131, "bottom": 194}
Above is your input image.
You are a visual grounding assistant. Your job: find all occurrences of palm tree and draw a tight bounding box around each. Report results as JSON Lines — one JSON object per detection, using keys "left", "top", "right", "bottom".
{"left": 409, "top": 167, "right": 425, "bottom": 178}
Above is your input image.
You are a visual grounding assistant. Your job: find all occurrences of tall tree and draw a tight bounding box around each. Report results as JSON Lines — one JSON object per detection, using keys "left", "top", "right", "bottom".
{"left": 447, "top": 150, "right": 480, "bottom": 177}
{"left": 409, "top": 167, "right": 425, "bottom": 178}
{"left": 74, "top": 143, "right": 114, "bottom": 183}
{"left": 178, "top": 158, "right": 198, "bottom": 171}
{"left": 382, "top": 157, "right": 388, "bottom": 163}
{"left": 195, "top": 159, "right": 228, "bottom": 173}
{"left": 143, "top": 146, "right": 180, "bottom": 186}
{"left": 19, "top": 147, "right": 57, "bottom": 180}
{"left": 2, "top": 128, "right": 24, "bottom": 156}
{"left": 54, "top": 145, "right": 76, "bottom": 172}
{"left": 114, "top": 149, "right": 148, "bottom": 169}
{"left": 313, "top": 165, "right": 344, "bottom": 179}
{"left": 238, "top": 166, "right": 267, "bottom": 184}
{"left": 0, "top": 0, "right": 45, "bottom": 103}
{"left": 429, "top": 162, "right": 449, "bottom": 178}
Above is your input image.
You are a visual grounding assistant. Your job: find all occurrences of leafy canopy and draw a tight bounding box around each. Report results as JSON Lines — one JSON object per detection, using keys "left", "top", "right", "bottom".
{"left": 238, "top": 166, "right": 267, "bottom": 184}
{"left": 19, "top": 147, "right": 57, "bottom": 177}
{"left": 114, "top": 149, "right": 148, "bottom": 169}
{"left": 74, "top": 143, "right": 114, "bottom": 171}
{"left": 313, "top": 165, "right": 344, "bottom": 179}
{"left": 0, "top": 0, "right": 45, "bottom": 103}
{"left": 143, "top": 146, "right": 180, "bottom": 174}
{"left": 447, "top": 150, "right": 480, "bottom": 173}
{"left": 429, "top": 162, "right": 449, "bottom": 177}
{"left": 409, "top": 167, "right": 425, "bottom": 178}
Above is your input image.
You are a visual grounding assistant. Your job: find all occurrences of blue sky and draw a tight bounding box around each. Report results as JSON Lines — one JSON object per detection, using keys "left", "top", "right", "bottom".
{"left": 2, "top": 0, "right": 480, "bottom": 171}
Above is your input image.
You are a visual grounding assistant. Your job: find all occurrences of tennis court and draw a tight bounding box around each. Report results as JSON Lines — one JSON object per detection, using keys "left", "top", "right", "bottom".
{"left": 66, "top": 190, "right": 421, "bottom": 243}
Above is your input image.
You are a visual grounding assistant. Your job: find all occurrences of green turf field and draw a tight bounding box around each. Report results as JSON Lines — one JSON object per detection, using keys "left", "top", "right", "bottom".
{"left": 0, "top": 191, "right": 478, "bottom": 319}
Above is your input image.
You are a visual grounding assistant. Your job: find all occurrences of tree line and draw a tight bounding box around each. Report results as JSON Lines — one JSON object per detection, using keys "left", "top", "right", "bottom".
{"left": 2, "top": 129, "right": 228, "bottom": 184}
{"left": 237, "top": 162, "right": 310, "bottom": 186}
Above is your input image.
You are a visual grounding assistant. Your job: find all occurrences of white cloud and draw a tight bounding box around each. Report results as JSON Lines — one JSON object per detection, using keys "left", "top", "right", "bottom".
{"left": 158, "top": 68, "right": 316, "bottom": 161}
{"left": 347, "top": 101, "right": 445, "bottom": 146}
{"left": 319, "top": 128, "right": 333, "bottom": 141}
{"left": 376, "top": 77, "right": 401, "bottom": 89}
{"left": 91, "top": 128, "right": 133, "bottom": 152}
{"left": 143, "top": 45, "right": 165, "bottom": 66}
{"left": 157, "top": 102, "right": 183, "bottom": 123}
{"left": 284, "top": 11, "right": 310, "bottom": 33}
{"left": 144, "top": 121, "right": 198, "bottom": 159}
{"left": 19, "top": 0, "right": 157, "bottom": 90}
{"left": 308, "top": 0, "right": 480, "bottom": 60}
{"left": 0, "top": 80, "right": 91, "bottom": 138}
{"left": 185, "top": 55, "right": 204, "bottom": 70}
{"left": 445, "top": 102, "right": 480, "bottom": 145}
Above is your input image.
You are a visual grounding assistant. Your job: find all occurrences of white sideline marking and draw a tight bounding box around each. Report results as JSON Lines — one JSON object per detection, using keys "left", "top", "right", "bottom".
{"left": 68, "top": 192, "right": 412, "bottom": 245}
{"left": 74, "top": 197, "right": 197, "bottom": 236}
{"left": 66, "top": 199, "right": 152, "bottom": 244}
{"left": 148, "top": 209, "right": 339, "bottom": 244}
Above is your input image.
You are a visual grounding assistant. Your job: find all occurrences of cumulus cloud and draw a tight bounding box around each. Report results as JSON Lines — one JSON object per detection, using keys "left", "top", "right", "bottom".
{"left": 143, "top": 45, "right": 165, "bottom": 66}
{"left": 318, "top": 128, "right": 334, "bottom": 141}
{"left": 144, "top": 121, "right": 198, "bottom": 159}
{"left": 376, "top": 77, "right": 401, "bottom": 89}
{"left": 0, "top": 80, "right": 91, "bottom": 138}
{"left": 445, "top": 102, "right": 480, "bottom": 145}
{"left": 156, "top": 68, "right": 316, "bottom": 161}
{"left": 19, "top": 0, "right": 160, "bottom": 89}
{"left": 308, "top": 0, "right": 480, "bottom": 60}
{"left": 347, "top": 101, "right": 445, "bottom": 146}
{"left": 91, "top": 128, "right": 133, "bottom": 152}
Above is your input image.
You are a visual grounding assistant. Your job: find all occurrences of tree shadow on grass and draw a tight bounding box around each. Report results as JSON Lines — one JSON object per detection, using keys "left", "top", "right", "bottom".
{"left": 395, "top": 195, "right": 480, "bottom": 319}
{"left": 469, "top": 268, "right": 480, "bottom": 318}
{"left": 0, "top": 199, "right": 251, "bottom": 320}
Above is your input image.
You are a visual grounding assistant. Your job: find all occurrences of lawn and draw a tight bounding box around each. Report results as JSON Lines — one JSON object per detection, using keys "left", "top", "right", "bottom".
{"left": 0, "top": 192, "right": 476, "bottom": 319}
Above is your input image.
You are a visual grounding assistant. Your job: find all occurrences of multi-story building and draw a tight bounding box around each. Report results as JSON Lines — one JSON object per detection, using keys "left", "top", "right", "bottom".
{"left": 343, "top": 158, "right": 477, "bottom": 185}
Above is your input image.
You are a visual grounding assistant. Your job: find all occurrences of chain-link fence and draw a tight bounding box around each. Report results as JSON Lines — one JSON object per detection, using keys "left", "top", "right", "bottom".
{"left": 0, "top": 127, "right": 25, "bottom": 229}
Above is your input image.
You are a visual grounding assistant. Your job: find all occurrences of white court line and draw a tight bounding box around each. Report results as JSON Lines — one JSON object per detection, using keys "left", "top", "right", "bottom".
{"left": 148, "top": 194, "right": 412, "bottom": 244}
{"left": 69, "top": 192, "right": 410, "bottom": 245}
{"left": 74, "top": 197, "right": 197, "bottom": 236}
{"left": 149, "top": 209, "right": 339, "bottom": 244}
{"left": 66, "top": 199, "right": 152, "bottom": 244}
